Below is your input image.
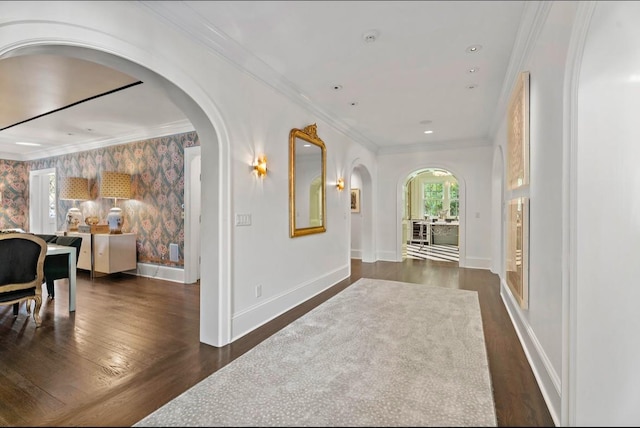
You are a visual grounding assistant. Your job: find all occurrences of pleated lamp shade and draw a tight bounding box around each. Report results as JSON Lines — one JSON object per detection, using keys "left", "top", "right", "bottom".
{"left": 59, "top": 177, "right": 89, "bottom": 231}
{"left": 59, "top": 177, "right": 89, "bottom": 201}
{"left": 100, "top": 172, "right": 131, "bottom": 234}
{"left": 99, "top": 172, "right": 131, "bottom": 200}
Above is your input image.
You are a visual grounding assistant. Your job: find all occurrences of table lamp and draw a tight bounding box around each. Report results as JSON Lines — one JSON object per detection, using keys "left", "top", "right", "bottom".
{"left": 59, "top": 177, "right": 89, "bottom": 231}
{"left": 100, "top": 171, "right": 131, "bottom": 234}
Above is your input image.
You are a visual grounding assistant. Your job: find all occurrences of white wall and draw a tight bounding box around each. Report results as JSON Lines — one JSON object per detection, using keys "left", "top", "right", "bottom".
{"left": 492, "top": 2, "right": 577, "bottom": 424}
{"left": 376, "top": 146, "right": 493, "bottom": 268}
{"left": 574, "top": 2, "right": 640, "bottom": 425}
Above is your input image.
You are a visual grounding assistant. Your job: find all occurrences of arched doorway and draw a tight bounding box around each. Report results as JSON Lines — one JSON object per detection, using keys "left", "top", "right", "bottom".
{"left": 395, "top": 165, "right": 466, "bottom": 266}
{"left": 350, "top": 162, "right": 374, "bottom": 263}
{"left": 0, "top": 42, "right": 230, "bottom": 347}
{"left": 403, "top": 168, "right": 460, "bottom": 264}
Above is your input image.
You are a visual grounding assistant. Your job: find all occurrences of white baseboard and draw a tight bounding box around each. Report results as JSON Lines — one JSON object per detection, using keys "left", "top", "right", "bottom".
{"left": 135, "top": 263, "right": 185, "bottom": 283}
{"left": 377, "top": 250, "right": 400, "bottom": 262}
{"left": 351, "top": 249, "right": 362, "bottom": 259}
{"left": 462, "top": 256, "right": 490, "bottom": 270}
{"left": 500, "top": 280, "right": 561, "bottom": 426}
{"left": 231, "top": 264, "right": 350, "bottom": 342}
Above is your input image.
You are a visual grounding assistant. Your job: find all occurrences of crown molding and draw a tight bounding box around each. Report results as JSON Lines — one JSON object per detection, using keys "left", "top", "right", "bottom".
{"left": 16, "top": 119, "right": 194, "bottom": 162}
{"left": 378, "top": 137, "right": 491, "bottom": 156}
{"left": 488, "top": 1, "right": 552, "bottom": 140}
{"left": 137, "top": 1, "right": 379, "bottom": 154}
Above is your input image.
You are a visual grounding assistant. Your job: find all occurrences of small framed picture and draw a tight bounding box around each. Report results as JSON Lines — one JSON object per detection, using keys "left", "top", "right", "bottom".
{"left": 350, "top": 188, "right": 360, "bottom": 213}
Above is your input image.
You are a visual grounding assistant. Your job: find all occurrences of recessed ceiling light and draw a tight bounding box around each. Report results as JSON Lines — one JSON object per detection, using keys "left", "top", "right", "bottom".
{"left": 424, "top": 130, "right": 433, "bottom": 134}
{"left": 466, "top": 84, "right": 478, "bottom": 89}
{"left": 332, "top": 84, "right": 343, "bottom": 91}
{"left": 362, "top": 29, "right": 380, "bottom": 43}
{"left": 419, "top": 119, "right": 432, "bottom": 125}
{"left": 303, "top": 144, "right": 311, "bottom": 148}
{"left": 468, "top": 67, "right": 480, "bottom": 73}
{"left": 16, "top": 142, "right": 41, "bottom": 146}
{"left": 466, "top": 44, "right": 482, "bottom": 53}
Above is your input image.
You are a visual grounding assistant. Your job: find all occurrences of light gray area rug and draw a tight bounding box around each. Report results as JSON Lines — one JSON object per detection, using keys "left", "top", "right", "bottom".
{"left": 135, "top": 278, "right": 496, "bottom": 427}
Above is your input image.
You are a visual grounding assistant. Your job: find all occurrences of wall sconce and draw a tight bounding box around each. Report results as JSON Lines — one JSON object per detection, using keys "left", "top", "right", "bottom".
{"left": 253, "top": 155, "right": 268, "bottom": 177}
{"left": 100, "top": 171, "right": 131, "bottom": 234}
{"left": 336, "top": 178, "right": 345, "bottom": 191}
{"left": 59, "top": 177, "right": 90, "bottom": 231}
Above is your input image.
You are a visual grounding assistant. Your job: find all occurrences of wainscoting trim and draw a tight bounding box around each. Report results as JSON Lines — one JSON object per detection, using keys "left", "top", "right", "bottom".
{"left": 136, "top": 262, "right": 185, "bottom": 283}
{"left": 377, "top": 250, "right": 400, "bottom": 262}
{"left": 231, "top": 265, "right": 350, "bottom": 342}
{"left": 501, "top": 280, "right": 560, "bottom": 426}
{"left": 462, "top": 256, "right": 490, "bottom": 270}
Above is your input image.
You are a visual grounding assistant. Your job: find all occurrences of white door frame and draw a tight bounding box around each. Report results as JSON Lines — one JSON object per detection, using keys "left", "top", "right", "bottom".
{"left": 184, "top": 146, "right": 201, "bottom": 284}
{"left": 29, "top": 168, "right": 56, "bottom": 234}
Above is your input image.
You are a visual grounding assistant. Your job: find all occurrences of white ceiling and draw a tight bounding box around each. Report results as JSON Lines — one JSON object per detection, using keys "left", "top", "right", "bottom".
{"left": 0, "top": 0, "right": 527, "bottom": 160}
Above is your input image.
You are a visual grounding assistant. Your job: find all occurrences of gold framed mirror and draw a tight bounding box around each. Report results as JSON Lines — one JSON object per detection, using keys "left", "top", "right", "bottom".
{"left": 289, "top": 123, "right": 326, "bottom": 237}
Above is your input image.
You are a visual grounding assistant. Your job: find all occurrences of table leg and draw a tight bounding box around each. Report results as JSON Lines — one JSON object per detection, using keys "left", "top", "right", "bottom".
{"left": 68, "top": 249, "right": 76, "bottom": 312}
{"left": 90, "top": 233, "right": 95, "bottom": 279}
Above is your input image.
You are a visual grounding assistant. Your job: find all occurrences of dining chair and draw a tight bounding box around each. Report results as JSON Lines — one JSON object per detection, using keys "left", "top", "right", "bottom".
{"left": 0, "top": 233, "right": 47, "bottom": 326}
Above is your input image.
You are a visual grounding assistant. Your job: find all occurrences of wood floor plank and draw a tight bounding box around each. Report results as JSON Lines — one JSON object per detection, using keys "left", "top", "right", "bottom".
{"left": 0, "top": 260, "right": 554, "bottom": 427}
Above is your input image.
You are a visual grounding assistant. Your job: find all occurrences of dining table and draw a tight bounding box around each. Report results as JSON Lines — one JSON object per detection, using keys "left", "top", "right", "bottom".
{"left": 46, "top": 243, "right": 77, "bottom": 312}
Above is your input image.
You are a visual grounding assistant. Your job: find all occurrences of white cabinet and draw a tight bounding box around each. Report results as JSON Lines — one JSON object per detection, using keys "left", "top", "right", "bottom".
{"left": 75, "top": 232, "right": 92, "bottom": 271}
{"left": 68, "top": 232, "right": 136, "bottom": 274}
{"left": 94, "top": 233, "right": 137, "bottom": 274}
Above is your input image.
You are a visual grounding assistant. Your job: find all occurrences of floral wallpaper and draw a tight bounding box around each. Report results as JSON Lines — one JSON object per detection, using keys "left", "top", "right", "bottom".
{"left": 0, "top": 131, "right": 199, "bottom": 267}
{"left": 0, "top": 159, "right": 29, "bottom": 230}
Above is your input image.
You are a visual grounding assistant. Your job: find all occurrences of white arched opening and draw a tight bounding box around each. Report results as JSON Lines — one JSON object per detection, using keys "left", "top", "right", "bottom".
{"left": 0, "top": 37, "right": 231, "bottom": 347}
{"left": 349, "top": 162, "right": 374, "bottom": 263}
{"left": 395, "top": 164, "right": 467, "bottom": 266}
{"left": 401, "top": 167, "right": 463, "bottom": 265}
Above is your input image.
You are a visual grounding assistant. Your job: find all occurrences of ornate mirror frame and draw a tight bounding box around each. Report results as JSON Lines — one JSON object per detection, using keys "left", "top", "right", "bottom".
{"left": 289, "top": 123, "right": 327, "bottom": 238}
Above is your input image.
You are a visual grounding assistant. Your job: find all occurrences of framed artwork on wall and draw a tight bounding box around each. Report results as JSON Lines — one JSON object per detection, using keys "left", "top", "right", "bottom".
{"left": 507, "top": 71, "right": 530, "bottom": 190}
{"left": 350, "top": 188, "right": 360, "bottom": 213}
{"left": 506, "top": 197, "right": 529, "bottom": 309}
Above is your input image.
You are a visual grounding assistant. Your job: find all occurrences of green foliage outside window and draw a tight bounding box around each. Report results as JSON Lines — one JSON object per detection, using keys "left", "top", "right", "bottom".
{"left": 449, "top": 182, "right": 459, "bottom": 216}
{"left": 424, "top": 181, "right": 459, "bottom": 217}
{"left": 424, "top": 183, "right": 444, "bottom": 216}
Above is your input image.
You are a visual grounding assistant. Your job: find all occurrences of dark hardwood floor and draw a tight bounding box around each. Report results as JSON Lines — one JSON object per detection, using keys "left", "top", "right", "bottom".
{"left": 0, "top": 259, "right": 554, "bottom": 427}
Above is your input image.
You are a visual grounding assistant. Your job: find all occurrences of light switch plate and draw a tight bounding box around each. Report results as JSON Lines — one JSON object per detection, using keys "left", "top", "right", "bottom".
{"left": 235, "top": 213, "right": 252, "bottom": 226}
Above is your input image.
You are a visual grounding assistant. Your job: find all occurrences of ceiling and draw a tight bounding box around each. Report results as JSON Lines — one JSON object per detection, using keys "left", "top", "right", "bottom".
{"left": 0, "top": 0, "right": 527, "bottom": 160}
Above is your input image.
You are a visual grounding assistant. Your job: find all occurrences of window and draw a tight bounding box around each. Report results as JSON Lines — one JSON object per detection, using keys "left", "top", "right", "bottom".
{"left": 449, "top": 182, "right": 459, "bottom": 217}
{"left": 48, "top": 174, "right": 56, "bottom": 219}
{"left": 423, "top": 181, "right": 458, "bottom": 217}
{"left": 423, "top": 183, "right": 444, "bottom": 216}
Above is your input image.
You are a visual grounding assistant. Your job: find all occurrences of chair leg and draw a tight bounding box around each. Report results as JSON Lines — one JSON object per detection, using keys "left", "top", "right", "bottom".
{"left": 46, "top": 279, "right": 55, "bottom": 299}
{"left": 13, "top": 302, "right": 19, "bottom": 317}
{"left": 32, "top": 296, "right": 42, "bottom": 327}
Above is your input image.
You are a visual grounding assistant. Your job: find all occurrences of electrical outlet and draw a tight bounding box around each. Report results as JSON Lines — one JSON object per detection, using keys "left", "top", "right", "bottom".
{"left": 256, "top": 284, "right": 262, "bottom": 298}
{"left": 169, "top": 243, "right": 179, "bottom": 262}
